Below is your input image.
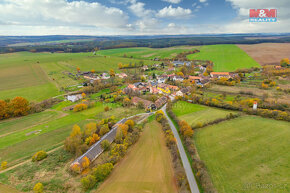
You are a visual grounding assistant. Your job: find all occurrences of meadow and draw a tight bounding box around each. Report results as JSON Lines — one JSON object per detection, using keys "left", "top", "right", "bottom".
{"left": 98, "top": 46, "right": 199, "bottom": 59}
{"left": 195, "top": 116, "right": 290, "bottom": 193}
{"left": 0, "top": 52, "right": 155, "bottom": 101}
{"left": 187, "top": 44, "right": 260, "bottom": 72}
{"left": 172, "top": 101, "right": 238, "bottom": 126}
{"left": 95, "top": 121, "right": 178, "bottom": 193}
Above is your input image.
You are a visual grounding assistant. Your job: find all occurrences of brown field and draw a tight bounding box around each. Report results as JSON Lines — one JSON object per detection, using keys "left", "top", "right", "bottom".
{"left": 95, "top": 121, "right": 178, "bottom": 193}
{"left": 237, "top": 43, "right": 290, "bottom": 65}
{"left": 0, "top": 183, "right": 19, "bottom": 193}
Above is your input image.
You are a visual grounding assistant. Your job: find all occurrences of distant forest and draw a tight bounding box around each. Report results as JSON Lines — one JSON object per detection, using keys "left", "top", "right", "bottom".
{"left": 1, "top": 34, "right": 290, "bottom": 54}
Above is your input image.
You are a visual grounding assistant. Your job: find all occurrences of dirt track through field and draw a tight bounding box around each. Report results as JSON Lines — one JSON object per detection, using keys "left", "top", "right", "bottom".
{"left": 237, "top": 43, "right": 290, "bottom": 65}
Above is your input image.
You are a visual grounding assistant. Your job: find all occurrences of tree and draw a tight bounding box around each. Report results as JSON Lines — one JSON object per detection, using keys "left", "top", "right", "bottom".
{"left": 82, "top": 92, "right": 86, "bottom": 98}
{"left": 81, "top": 175, "right": 96, "bottom": 190}
{"left": 104, "top": 106, "right": 110, "bottom": 111}
{"left": 99, "top": 124, "right": 110, "bottom": 136}
{"left": 1, "top": 161, "right": 7, "bottom": 170}
{"left": 81, "top": 156, "right": 90, "bottom": 169}
{"left": 32, "top": 151, "right": 47, "bottom": 162}
{"left": 71, "top": 125, "right": 82, "bottom": 138}
{"left": 77, "top": 67, "right": 80, "bottom": 72}
{"left": 10, "top": 97, "right": 30, "bottom": 117}
{"left": 33, "top": 183, "right": 44, "bottom": 193}
{"left": 91, "top": 69, "right": 95, "bottom": 73}
{"left": 125, "top": 119, "right": 135, "bottom": 130}
{"left": 177, "top": 71, "right": 184, "bottom": 77}
{"left": 280, "top": 58, "right": 290, "bottom": 67}
{"left": 84, "top": 122, "right": 97, "bottom": 137}
{"left": 123, "top": 97, "right": 131, "bottom": 107}
{"left": 101, "top": 140, "right": 110, "bottom": 151}
{"left": 89, "top": 134, "right": 100, "bottom": 146}
{"left": 119, "top": 124, "right": 129, "bottom": 137}
{"left": 0, "top": 100, "right": 8, "bottom": 120}
{"left": 92, "top": 163, "right": 114, "bottom": 182}
{"left": 71, "top": 163, "right": 81, "bottom": 174}
{"left": 152, "top": 73, "right": 156, "bottom": 79}
{"left": 109, "top": 69, "right": 115, "bottom": 77}
{"left": 73, "top": 104, "right": 88, "bottom": 112}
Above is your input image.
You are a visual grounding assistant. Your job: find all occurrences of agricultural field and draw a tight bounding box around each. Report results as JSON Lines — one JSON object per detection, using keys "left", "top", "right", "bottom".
{"left": 97, "top": 46, "right": 199, "bottom": 59}
{"left": 0, "top": 51, "right": 156, "bottom": 101}
{"left": 237, "top": 43, "right": 290, "bottom": 65}
{"left": 172, "top": 101, "right": 238, "bottom": 126}
{"left": 195, "top": 116, "right": 290, "bottom": 193}
{"left": 0, "top": 101, "right": 142, "bottom": 167}
{"left": 95, "top": 121, "right": 178, "bottom": 193}
{"left": 187, "top": 44, "right": 260, "bottom": 72}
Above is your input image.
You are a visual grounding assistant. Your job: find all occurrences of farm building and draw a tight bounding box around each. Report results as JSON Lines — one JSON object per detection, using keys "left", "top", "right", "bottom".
{"left": 155, "top": 96, "right": 168, "bottom": 109}
{"left": 131, "top": 97, "right": 156, "bottom": 110}
{"left": 67, "top": 94, "right": 82, "bottom": 102}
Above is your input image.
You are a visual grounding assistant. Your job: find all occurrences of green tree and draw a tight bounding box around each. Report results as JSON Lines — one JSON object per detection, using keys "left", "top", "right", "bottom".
{"left": 92, "top": 163, "right": 114, "bottom": 182}
{"left": 81, "top": 175, "right": 96, "bottom": 190}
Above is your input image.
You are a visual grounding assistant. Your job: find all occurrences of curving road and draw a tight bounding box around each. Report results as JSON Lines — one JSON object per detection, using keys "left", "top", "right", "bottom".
{"left": 161, "top": 105, "right": 200, "bottom": 193}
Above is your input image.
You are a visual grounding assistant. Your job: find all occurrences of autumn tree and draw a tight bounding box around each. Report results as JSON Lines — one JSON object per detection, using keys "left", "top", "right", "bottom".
{"left": 81, "top": 175, "right": 96, "bottom": 190}
{"left": 10, "top": 96, "right": 30, "bottom": 117}
{"left": 82, "top": 92, "right": 86, "bottom": 98}
{"left": 91, "top": 69, "right": 95, "bottom": 73}
{"left": 84, "top": 122, "right": 97, "bottom": 137}
{"left": 73, "top": 104, "right": 88, "bottom": 112}
{"left": 1, "top": 161, "right": 7, "bottom": 170}
{"left": 92, "top": 163, "right": 114, "bottom": 182}
{"left": 77, "top": 67, "right": 80, "bottom": 72}
{"left": 0, "top": 100, "right": 8, "bottom": 120}
{"left": 33, "top": 183, "right": 44, "bottom": 193}
{"left": 119, "top": 124, "right": 129, "bottom": 137}
{"left": 81, "top": 156, "right": 90, "bottom": 169}
{"left": 104, "top": 106, "right": 110, "bottom": 112}
{"left": 177, "top": 71, "right": 184, "bottom": 77}
{"left": 101, "top": 140, "right": 110, "bottom": 151}
{"left": 64, "top": 125, "right": 83, "bottom": 154}
{"left": 280, "top": 58, "right": 290, "bottom": 67}
{"left": 125, "top": 119, "right": 135, "bottom": 131}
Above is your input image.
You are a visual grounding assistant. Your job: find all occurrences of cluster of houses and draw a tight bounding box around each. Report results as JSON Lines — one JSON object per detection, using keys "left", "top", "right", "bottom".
{"left": 81, "top": 71, "right": 128, "bottom": 83}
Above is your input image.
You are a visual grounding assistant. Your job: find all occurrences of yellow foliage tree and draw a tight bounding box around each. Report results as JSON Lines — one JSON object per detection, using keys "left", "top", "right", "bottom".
{"left": 119, "top": 124, "right": 129, "bottom": 137}
{"left": 82, "top": 93, "right": 86, "bottom": 98}
{"left": 84, "top": 122, "right": 97, "bottom": 137}
{"left": 70, "top": 124, "right": 81, "bottom": 138}
{"left": 71, "top": 163, "right": 81, "bottom": 174}
{"left": 81, "top": 156, "right": 90, "bottom": 169}
{"left": 91, "top": 69, "right": 95, "bottom": 73}
{"left": 77, "top": 67, "right": 80, "bottom": 72}
{"left": 33, "top": 183, "right": 44, "bottom": 193}
{"left": 73, "top": 104, "right": 88, "bottom": 112}
{"left": 1, "top": 161, "right": 7, "bottom": 170}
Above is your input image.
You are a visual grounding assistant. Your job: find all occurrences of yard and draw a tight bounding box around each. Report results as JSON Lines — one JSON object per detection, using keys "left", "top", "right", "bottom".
{"left": 172, "top": 101, "right": 238, "bottom": 126}
{"left": 95, "top": 120, "right": 178, "bottom": 193}
{"left": 195, "top": 116, "right": 290, "bottom": 193}
{"left": 187, "top": 44, "right": 260, "bottom": 72}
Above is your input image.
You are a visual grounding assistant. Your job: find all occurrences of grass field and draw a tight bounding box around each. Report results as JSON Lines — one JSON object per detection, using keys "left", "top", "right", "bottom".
{"left": 195, "top": 116, "right": 290, "bottom": 193}
{"left": 187, "top": 45, "right": 260, "bottom": 72}
{"left": 172, "top": 101, "right": 238, "bottom": 126}
{"left": 95, "top": 121, "right": 178, "bottom": 193}
{"left": 0, "top": 103, "right": 143, "bottom": 167}
{"left": 98, "top": 46, "right": 199, "bottom": 59}
{"left": 0, "top": 52, "right": 156, "bottom": 101}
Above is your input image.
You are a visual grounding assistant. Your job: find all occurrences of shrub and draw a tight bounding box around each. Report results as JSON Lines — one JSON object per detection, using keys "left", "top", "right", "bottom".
{"left": 33, "top": 183, "right": 44, "bottom": 193}
{"left": 32, "top": 151, "right": 47, "bottom": 162}
{"left": 73, "top": 103, "right": 88, "bottom": 112}
{"left": 92, "top": 163, "right": 114, "bottom": 182}
{"left": 101, "top": 140, "right": 111, "bottom": 151}
{"left": 99, "top": 124, "right": 110, "bottom": 136}
{"left": 104, "top": 106, "right": 110, "bottom": 111}
{"left": 81, "top": 175, "right": 96, "bottom": 190}
{"left": 71, "top": 163, "right": 81, "bottom": 174}
{"left": 1, "top": 161, "right": 7, "bottom": 170}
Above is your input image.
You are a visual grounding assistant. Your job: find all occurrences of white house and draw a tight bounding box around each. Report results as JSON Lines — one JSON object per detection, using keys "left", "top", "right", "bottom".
{"left": 67, "top": 94, "right": 82, "bottom": 102}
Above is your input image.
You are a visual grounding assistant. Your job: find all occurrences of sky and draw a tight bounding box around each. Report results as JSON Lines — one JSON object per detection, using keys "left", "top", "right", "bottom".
{"left": 0, "top": 0, "right": 289, "bottom": 35}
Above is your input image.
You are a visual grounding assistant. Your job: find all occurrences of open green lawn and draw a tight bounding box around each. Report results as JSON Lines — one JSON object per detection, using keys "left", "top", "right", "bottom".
{"left": 195, "top": 116, "right": 290, "bottom": 193}
{"left": 187, "top": 45, "right": 260, "bottom": 72}
{"left": 95, "top": 121, "right": 177, "bottom": 193}
{"left": 172, "top": 101, "right": 238, "bottom": 126}
{"left": 98, "top": 46, "right": 199, "bottom": 60}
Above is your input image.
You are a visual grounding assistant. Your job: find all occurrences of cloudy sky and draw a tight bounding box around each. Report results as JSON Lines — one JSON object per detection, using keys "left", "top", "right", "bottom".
{"left": 0, "top": 0, "right": 289, "bottom": 35}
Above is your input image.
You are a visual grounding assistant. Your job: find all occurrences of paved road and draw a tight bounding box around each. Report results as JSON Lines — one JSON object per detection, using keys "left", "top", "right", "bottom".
{"left": 161, "top": 105, "right": 200, "bottom": 193}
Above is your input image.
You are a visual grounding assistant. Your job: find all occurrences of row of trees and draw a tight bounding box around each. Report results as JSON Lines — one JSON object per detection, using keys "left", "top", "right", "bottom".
{"left": 155, "top": 110, "right": 191, "bottom": 192}
{"left": 166, "top": 103, "right": 217, "bottom": 193}
{"left": 0, "top": 96, "right": 30, "bottom": 120}
{"left": 79, "top": 119, "right": 144, "bottom": 191}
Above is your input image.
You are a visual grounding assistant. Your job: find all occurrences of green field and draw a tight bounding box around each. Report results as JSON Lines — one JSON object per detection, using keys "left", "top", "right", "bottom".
{"left": 98, "top": 46, "right": 199, "bottom": 59}
{"left": 195, "top": 116, "right": 290, "bottom": 193}
{"left": 95, "top": 121, "right": 177, "bottom": 193}
{"left": 172, "top": 101, "right": 238, "bottom": 126}
{"left": 0, "top": 101, "right": 142, "bottom": 166}
{"left": 187, "top": 45, "right": 260, "bottom": 72}
{"left": 0, "top": 52, "right": 156, "bottom": 101}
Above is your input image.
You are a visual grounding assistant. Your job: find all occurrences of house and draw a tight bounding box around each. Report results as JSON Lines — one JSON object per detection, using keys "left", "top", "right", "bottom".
{"left": 117, "top": 73, "right": 128, "bottom": 78}
{"left": 173, "top": 76, "right": 184, "bottom": 82}
{"left": 188, "top": 76, "right": 202, "bottom": 83}
{"left": 67, "top": 94, "right": 82, "bottom": 102}
{"left": 84, "top": 75, "right": 100, "bottom": 81}
{"left": 180, "top": 86, "right": 192, "bottom": 95}
{"left": 101, "top": 73, "right": 110, "bottom": 79}
{"left": 141, "top": 65, "right": 149, "bottom": 71}
{"left": 176, "top": 90, "right": 184, "bottom": 97}
{"left": 172, "top": 61, "right": 191, "bottom": 67}
{"left": 134, "top": 82, "right": 146, "bottom": 88}
{"left": 210, "top": 72, "right": 231, "bottom": 79}
{"left": 167, "top": 85, "right": 179, "bottom": 91}
{"left": 157, "top": 78, "right": 166, "bottom": 84}
{"left": 131, "top": 97, "right": 156, "bottom": 110}
{"left": 155, "top": 96, "right": 168, "bottom": 109}
{"left": 150, "top": 86, "right": 160, "bottom": 94}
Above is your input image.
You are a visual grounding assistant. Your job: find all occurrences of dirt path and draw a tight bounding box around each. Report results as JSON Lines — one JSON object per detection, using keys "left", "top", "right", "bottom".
{"left": 0, "top": 144, "right": 64, "bottom": 174}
